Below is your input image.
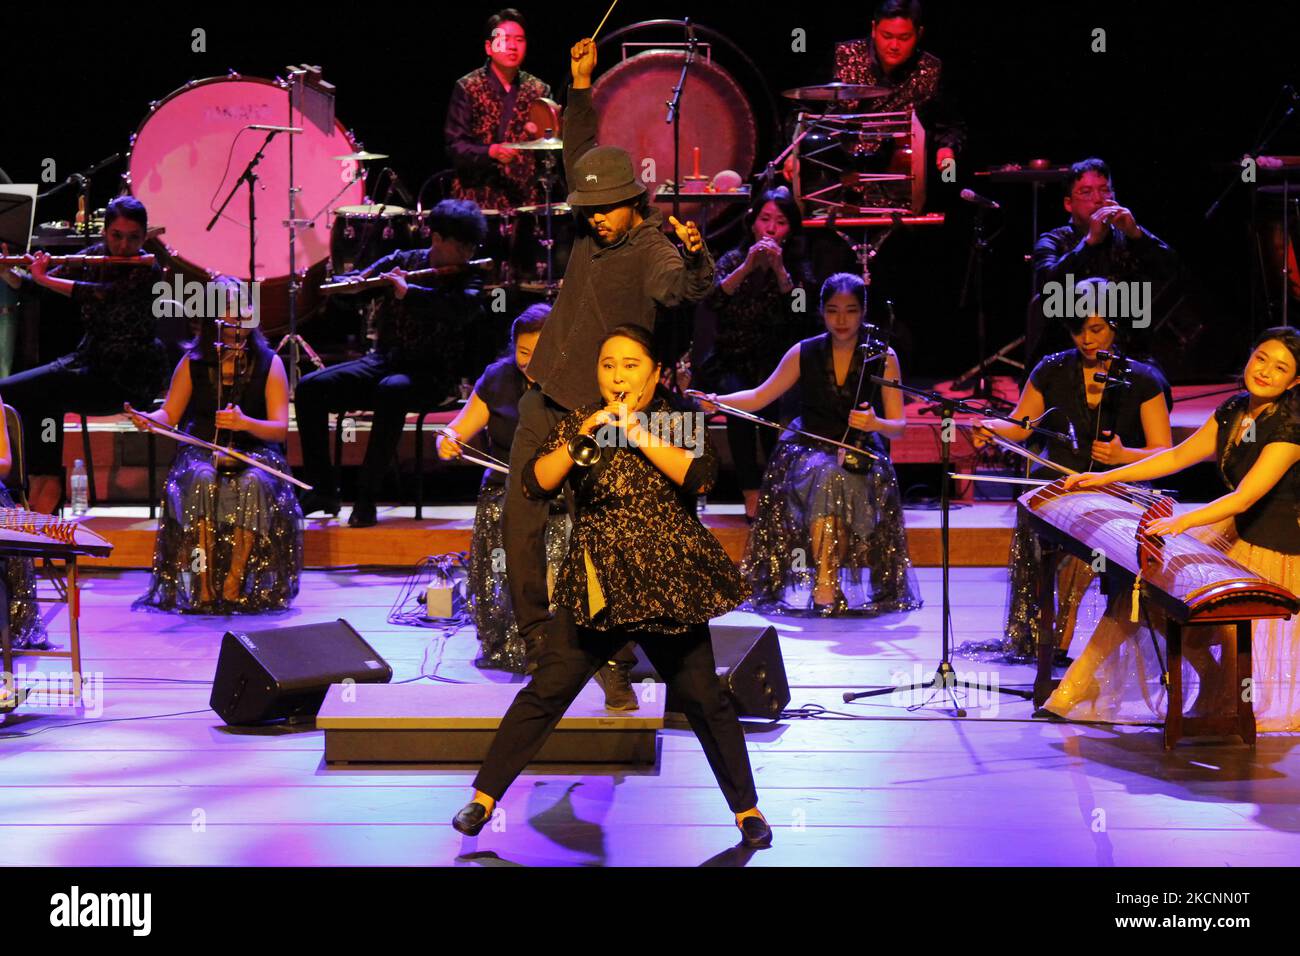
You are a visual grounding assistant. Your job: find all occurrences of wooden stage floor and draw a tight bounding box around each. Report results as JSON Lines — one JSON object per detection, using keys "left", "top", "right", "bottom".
{"left": 2, "top": 567, "right": 1298, "bottom": 867}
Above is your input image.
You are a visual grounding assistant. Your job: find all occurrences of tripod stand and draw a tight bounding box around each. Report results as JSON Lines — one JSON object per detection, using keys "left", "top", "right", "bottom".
{"left": 843, "top": 377, "right": 1071, "bottom": 716}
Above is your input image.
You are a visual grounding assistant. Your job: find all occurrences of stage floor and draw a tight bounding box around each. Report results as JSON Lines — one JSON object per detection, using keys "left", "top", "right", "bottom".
{"left": 2, "top": 567, "right": 1297, "bottom": 867}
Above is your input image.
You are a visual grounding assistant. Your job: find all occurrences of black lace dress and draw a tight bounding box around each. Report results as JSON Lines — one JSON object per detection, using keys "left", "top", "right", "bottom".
{"left": 741, "top": 331, "right": 922, "bottom": 615}
{"left": 135, "top": 342, "right": 303, "bottom": 614}
{"left": 522, "top": 395, "right": 743, "bottom": 634}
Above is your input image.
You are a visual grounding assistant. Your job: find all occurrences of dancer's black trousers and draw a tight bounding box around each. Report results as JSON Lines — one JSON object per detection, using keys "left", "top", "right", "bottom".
{"left": 472, "top": 607, "right": 760, "bottom": 813}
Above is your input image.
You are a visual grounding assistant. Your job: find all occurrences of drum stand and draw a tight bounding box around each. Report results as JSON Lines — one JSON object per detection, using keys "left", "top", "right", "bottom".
{"left": 536, "top": 148, "right": 562, "bottom": 299}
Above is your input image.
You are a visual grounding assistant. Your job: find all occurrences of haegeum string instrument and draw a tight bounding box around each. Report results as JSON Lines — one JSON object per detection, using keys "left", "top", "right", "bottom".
{"left": 123, "top": 404, "right": 312, "bottom": 491}
{"left": 684, "top": 389, "right": 882, "bottom": 462}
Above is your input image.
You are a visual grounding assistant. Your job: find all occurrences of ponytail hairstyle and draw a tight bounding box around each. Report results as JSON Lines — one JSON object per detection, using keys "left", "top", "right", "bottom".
{"left": 819, "top": 272, "right": 867, "bottom": 315}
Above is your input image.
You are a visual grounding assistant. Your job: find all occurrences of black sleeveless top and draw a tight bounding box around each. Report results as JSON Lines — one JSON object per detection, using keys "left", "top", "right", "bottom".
{"left": 182, "top": 341, "right": 279, "bottom": 454}
{"left": 1027, "top": 349, "right": 1170, "bottom": 476}
{"left": 1214, "top": 393, "right": 1300, "bottom": 554}
{"left": 472, "top": 356, "right": 527, "bottom": 487}
{"left": 797, "top": 331, "right": 890, "bottom": 457}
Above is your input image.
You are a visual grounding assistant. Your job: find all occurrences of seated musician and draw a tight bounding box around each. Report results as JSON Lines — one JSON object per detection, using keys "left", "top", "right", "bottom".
{"left": 131, "top": 300, "right": 302, "bottom": 613}
{"left": 784, "top": 0, "right": 965, "bottom": 185}
{"left": 971, "top": 283, "right": 1173, "bottom": 664}
{"left": 437, "top": 303, "right": 563, "bottom": 673}
{"left": 699, "top": 273, "right": 922, "bottom": 616}
{"left": 445, "top": 7, "right": 554, "bottom": 210}
{"left": 0, "top": 197, "right": 169, "bottom": 515}
{"left": 1030, "top": 158, "right": 1179, "bottom": 364}
{"left": 699, "top": 187, "right": 816, "bottom": 522}
{"left": 1047, "top": 328, "right": 1300, "bottom": 730}
{"left": 294, "top": 199, "right": 487, "bottom": 527}
{"left": 0, "top": 391, "right": 49, "bottom": 650}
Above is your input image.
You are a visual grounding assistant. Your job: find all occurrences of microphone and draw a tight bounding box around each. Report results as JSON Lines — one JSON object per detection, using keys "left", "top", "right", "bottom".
{"left": 248, "top": 125, "right": 303, "bottom": 133}
{"left": 388, "top": 170, "right": 417, "bottom": 207}
{"left": 959, "top": 188, "right": 1000, "bottom": 210}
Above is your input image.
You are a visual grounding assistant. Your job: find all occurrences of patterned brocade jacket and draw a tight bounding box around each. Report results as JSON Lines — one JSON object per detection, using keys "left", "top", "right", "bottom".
{"left": 444, "top": 63, "right": 552, "bottom": 210}
{"left": 832, "top": 38, "right": 966, "bottom": 155}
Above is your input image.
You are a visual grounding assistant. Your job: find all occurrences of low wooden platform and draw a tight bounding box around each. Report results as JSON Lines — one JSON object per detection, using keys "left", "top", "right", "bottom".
{"left": 317, "top": 682, "right": 664, "bottom": 764}
{"left": 72, "top": 502, "right": 1019, "bottom": 569}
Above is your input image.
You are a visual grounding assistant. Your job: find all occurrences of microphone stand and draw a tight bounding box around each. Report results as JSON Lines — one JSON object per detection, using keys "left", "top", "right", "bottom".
{"left": 38, "top": 153, "right": 122, "bottom": 238}
{"left": 952, "top": 204, "right": 1010, "bottom": 406}
{"left": 1204, "top": 85, "right": 1298, "bottom": 326}
{"left": 843, "top": 377, "right": 1072, "bottom": 715}
{"left": 207, "top": 129, "right": 282, "bottom": 288}
{"left": 665, "top": 17, "right": 697, "bottom": 223}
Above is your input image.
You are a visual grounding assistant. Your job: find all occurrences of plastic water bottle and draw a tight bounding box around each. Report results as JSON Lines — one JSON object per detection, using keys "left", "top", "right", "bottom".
{"left": 70, "top": 459, "right": 89, "bottom": 516}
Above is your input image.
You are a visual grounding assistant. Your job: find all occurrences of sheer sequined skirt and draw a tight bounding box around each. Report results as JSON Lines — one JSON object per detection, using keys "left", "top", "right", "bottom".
{"left": 998, "top": 511, "right": 1097, "bottom": 660}
{"left": 0, "top": 486, "right": 47, "bottom": 648}
{"left": 135, "top": 444, "right": 303, "bottom": 614}
{"left": 467, "top": 479, "right": 570, "bottom": 672}
{"left": 741, "top": 438, "right": 922, "bottom": 615}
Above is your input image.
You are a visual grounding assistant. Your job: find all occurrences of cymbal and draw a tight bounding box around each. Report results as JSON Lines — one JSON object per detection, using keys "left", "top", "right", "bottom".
{"left": 781, "top": 82, "right": 891, "bottom": 102}
{"left": 330, "top": 150, "right": 390, "bottom": 161}
{"left": 499, "top": 137, "right": 564, "bottom": 151}
{"left": 334, "top": 204, "right": 409, "bottom": 217}
{"left": 514, "top": 202, "right": 571, "bottom": 215}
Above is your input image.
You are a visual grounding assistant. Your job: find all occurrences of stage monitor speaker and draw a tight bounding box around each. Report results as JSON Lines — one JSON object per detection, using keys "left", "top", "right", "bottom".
{"left": 210, "top": 618, "right": 393, "bottom": 726}
{"left": 631, "top": 624, "right": 790, "bottom": 719}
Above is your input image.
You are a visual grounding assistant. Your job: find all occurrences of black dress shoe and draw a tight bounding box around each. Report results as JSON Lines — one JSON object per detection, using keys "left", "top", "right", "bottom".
{"left": 594, "top": 660, "right": 639, "bottom": 711}
{"left": 1053, "top": 649, "right": 1074, "bottom": 669}
{"left": 737, "top": 815, "right": 773, "bottom": 848}
{"left": 348, "top": 499, "right": 378, "bottom": 528}
{"left": 452, "top": 801, "right": 491, "bottom": 836}
{"left": 299, "top": 490, "right": 341, "bottom": 517}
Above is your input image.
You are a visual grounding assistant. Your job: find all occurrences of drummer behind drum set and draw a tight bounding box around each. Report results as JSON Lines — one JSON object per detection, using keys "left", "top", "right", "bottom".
{"left": 782, "top": 0, "right": 965, "bottom": 191}
{"left": 445, "top": 7, "right": 555, "bottom": 212}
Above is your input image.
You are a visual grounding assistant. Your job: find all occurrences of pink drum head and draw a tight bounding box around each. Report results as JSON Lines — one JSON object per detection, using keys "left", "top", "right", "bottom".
{"left": 127, "top": 77, "right": 365, "bottom": 281}
{"left": 593, "top": 51, "right": 756, "bottom": 222}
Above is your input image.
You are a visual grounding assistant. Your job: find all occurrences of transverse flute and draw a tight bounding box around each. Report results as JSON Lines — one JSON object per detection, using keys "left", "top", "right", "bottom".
{"left": 319, "top": 258, "right": 492, "bottom": 295}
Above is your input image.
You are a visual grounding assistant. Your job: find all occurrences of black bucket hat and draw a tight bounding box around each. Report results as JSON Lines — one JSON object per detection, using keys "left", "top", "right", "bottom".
{"left": 566, "top": 145, "right": 648, "bottom": 207}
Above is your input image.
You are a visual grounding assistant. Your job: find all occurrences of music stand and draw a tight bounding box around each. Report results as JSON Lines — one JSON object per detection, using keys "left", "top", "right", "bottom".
{"left": 0, "top": 185, "right": 38, "bottom": 254}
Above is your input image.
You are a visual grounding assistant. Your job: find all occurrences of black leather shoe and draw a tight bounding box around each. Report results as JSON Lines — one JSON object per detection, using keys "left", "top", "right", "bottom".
{"left": 452, "top": 801, "right": 492, "bottom": 836}
{"left": 299, "top": 490, "right": 341, "bottom": 517}
{"left": 737, "top": 815, "right": 773, "bottom": 848}
{"left": 348, "top": 499, "right": 378, "bottom": 528}
{"left": 594, "top": 660, "right": 639, "bottom": 711}
{"left": 1053, "top": 649, "right": 1074, "bottom": 669}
